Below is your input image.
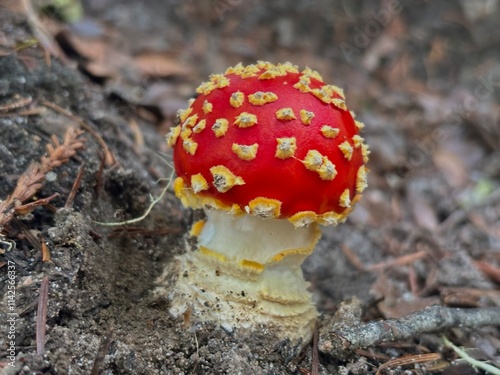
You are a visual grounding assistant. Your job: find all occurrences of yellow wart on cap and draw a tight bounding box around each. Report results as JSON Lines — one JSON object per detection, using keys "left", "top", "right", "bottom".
{"left": 166, "top": 126, "right": 181, "bottom": 147}
{"left": 178, "top": 107, "right": 192, "bottom": 123}
{"left": 319, "top": 211, "right": 347, "bottom": 226}
{"left": 279, "top": 62, "right": 299, "bottom": 74}
{"left": 232, "top": 143, "right": 259, "bottom": 160}
{"left": 248, "top": 91, "right": 278, "bottom": 106}
{"left": 275, "top": 108, "right": 296, "bottom": 121}
{"left": 183, "top": 139, "right": 198, "bottom": 155}
{"left": 302, "top": 67, "right": 323, "bottom": 81}
{"left": 339, "top": 189, "right": 351, "bottom": 208}
{"left": 352, "top": 135, "right": 364, "bottom": 148}
{"left": 202, "top": 100, "right": 213, "bottom": 114}
{"left": 328, "top": 85, "right": 345, "bottom": 100}
{"left": 311, "top": 88, "right": 332, "bottom": 104}
{"left": 300, "top": 110, "right": 315, "bottom": 125}
{"left": 331, "top": 98, "right": 347, "bottom": 110}
{"left": 318, "top": 157, "right": 337, "bottom": 181}
{"left": 209, "top": 74, "right": 230, "bottom": 89}
{"left": 275, "top": 137, "right": 297, "bottom": 159}
{"left": 258, "top": 66, "right": 286, "bottom": 80}
{"left": 193, "top": 119, "right": 206, "bottom": 133}
{"left": 339, "top": 141, "right": 354, "bottom": 161}
{"left": 355, "top": 120, "right": 365, "bottom": 130}
{"left": 230, "top": 91, "right": 245, "bottom": 108}
{"left": 212, "top": 118, "right": 229, "bottom": 137}
{"left": 210, "top": 165, "right": 245, "bottom": 193}
{"left": 293, "top": 76, "right": 311, "bottom": 93}
{"left": 180, "top": 127, "right": 192, "bottom": 141}
{"left": 356, "top": 166, "right": 368, "bottom": 193}
{"left": 182, "top": 114, "right": 198, "bottom": 128}
{"left": 241, "top": 64, "right": 260, "bottom": 78}
{"left": 302, "top": 150, "right": 323, "bottom": 172}
{"left": 196, "top": 81, "right": 216, "bottom": 96}
{"left": 256, "top": 61, "right": 275, "bottom": 70}
{"left": 234, "top": 112, "right": 258, "bottom": 128}
{"left": 320, "top": 125, "right": 340, "bottom": 139}
{"left": 361, "top": 143, "right": 370, "bottom": 163}
{"left": 289, "top": 211, "right": 318, "bottom": 227}
{"left": 191, "top": 173, "right": 209, "bottom": 193}
{"left": 225, "top": 62, "right": 244, "bottom": 76}
{"left": 246, "top": 197, "right": 282, "bottom": 218}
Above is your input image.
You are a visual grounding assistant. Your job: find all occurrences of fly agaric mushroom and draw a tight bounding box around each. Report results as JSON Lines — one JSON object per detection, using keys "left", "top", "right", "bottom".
{"left": 165, "top": 61, "right": 369, "bottom": 343}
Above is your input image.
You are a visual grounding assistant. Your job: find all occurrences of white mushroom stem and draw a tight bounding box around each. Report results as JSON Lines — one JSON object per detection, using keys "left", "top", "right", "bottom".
{"left": 166, "top": 209, "right": 321, "bottom": 343}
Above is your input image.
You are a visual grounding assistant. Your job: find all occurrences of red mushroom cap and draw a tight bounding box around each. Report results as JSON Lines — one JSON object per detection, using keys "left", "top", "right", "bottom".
{"left": 169, "top": 61, "right": 369, "bottom": 227}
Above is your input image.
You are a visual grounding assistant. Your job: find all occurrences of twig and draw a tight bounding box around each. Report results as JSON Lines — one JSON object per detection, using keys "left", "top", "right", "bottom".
{"left": 65, "top": 163, "right": 85, "bottom": 208}
{"left": 41, "top": 237, "right": 51, "bottom": 262}
{"left": 0, "top": 96, "right": 32, "bottom": 112}
{"left": 365, "top": 250, "right": 427, "bottom": 271}
{"left": 319, "top": 305, "right": 500, "bottom": 358}
{"left": 442, "top": 336, "right": 500, "bottom": 375}
{"left": 311, "top": 323, "right": 319, "bottom": 375}
{"left": 36, "top": 276, "right": 49, "bottom": 355}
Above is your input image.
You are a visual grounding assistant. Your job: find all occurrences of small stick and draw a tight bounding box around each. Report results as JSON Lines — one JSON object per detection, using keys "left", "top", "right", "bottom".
{"left": 65, "top": 163, "right": 85, "bottom": 208}
{"left": 365, "top": 250, "right": 427, "bottom": 271}
{"left": 311, "top": 323, "right": 319, "bottom": 375}
{"left": 36, "top": 276, "right": 49, "bottom": 355}
{"left": 41, "top": 237, "right": 51, "bottom": 262}
{"left": 0, "top": 96, "right": 32, "bottom": 112}
{"left": 320, "top": 305, "right": 500, "bottom": 358}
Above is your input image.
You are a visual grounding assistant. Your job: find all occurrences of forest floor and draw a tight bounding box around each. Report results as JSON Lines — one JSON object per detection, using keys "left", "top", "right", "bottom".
{"left": 0, "top": 0, "right": 499, "bottom": 374}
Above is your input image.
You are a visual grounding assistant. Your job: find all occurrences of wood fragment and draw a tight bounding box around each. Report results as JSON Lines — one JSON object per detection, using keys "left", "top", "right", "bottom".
{"left": 0, "top": 96, "right": 32, "bottom": 112}
{"left": 41, "top": 237, "right": 51, "bottom": 262}
{"left": 365, "top": 250, "right": 427, "bottom": 271}
{"left": 340, "top": 244, "right": 427, "bottom": 272}
{"left": 36, "top": 276, "right": 49, "bottom": 355}
{"left": 311, "top": 322, "right": 319, "bottom": 375}
{"left": 319, "top": 305, "right": 500, "bottom": 358}
{"left": 65, "top": 163, "right": 85, "bottom": 208}
{"left": 14, "top": 192, "right": 59, "bottom": 215}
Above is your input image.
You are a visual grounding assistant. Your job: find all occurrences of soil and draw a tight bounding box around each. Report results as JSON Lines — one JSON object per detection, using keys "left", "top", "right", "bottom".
{"left": 1, "top": 1, "right": 499, "bottom": 374}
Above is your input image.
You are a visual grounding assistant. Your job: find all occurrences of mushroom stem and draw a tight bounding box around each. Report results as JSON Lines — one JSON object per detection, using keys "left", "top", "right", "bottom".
{"left": 168, "top": 209, "right": 321, "bottom": 342}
